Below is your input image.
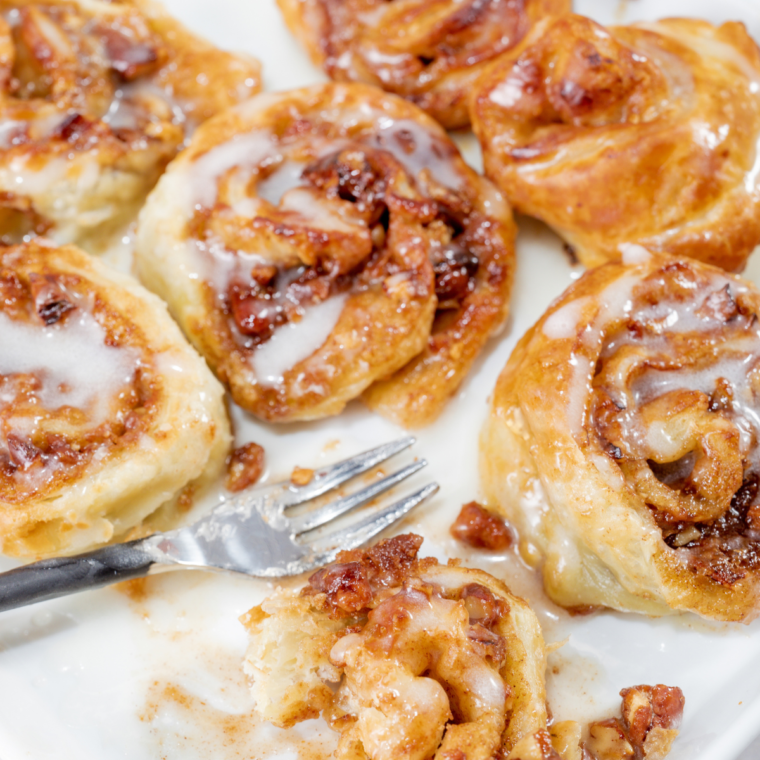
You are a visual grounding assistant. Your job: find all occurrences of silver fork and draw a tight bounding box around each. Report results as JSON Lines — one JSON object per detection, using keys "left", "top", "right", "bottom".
{"left": 0, "top": 437, "right": 438, "bottom": 612}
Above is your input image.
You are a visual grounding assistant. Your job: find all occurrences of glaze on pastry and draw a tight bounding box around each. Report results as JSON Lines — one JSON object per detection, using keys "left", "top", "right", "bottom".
{"left": 243, "top": 533, "right": 685, "bottom": 759}
{"left": 0, "top": 0, "right": 261, "bottom": 248}
{"left": 470, "top": 14, "right": 760, "bottom": 271}
{"left": 0, "top": 240, "right": 230, "bottom": 558}
{"left": 242, "top": 534, "right": 553, "bottom": 760}
{"left": 136, "top": 83, "right": 515, "bottom": 426}
{"left": 276, "top": 0, "right": 569, "bottom": 129}
{"left": 481, "top": 246, "right": 760, "bottom": 622}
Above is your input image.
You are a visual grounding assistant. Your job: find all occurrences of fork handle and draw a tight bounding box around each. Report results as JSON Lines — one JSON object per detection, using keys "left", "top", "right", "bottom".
{"left": 0, "top": 540, "right": 158, "bottom": 613}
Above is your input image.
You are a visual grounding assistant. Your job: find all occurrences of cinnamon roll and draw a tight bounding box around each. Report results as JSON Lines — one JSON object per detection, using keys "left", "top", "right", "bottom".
{"left": 135, "top": 83, "right": 515, "bottom": 426}
{"left": 242, "top": 534, "right": 552, "bottom": 759}
{"left": 276, "top": 0, "right": 570, "bottom": 129}
{"left": 481, "top": 247, "right": 760, "bottom": 622}
{"left": 0, "top": 0, "right": 261, "bottom": 248}
{"left": 0, "top": 240, "right": 230, "bottom": 558}
{"left": 470, "top": 15, "right": 760, "bottom": 272}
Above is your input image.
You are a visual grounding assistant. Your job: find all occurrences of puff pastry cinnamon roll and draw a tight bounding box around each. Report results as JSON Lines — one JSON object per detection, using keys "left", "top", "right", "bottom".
{"left": 0, "top": 241, "right": 230, "bottom": 558}
{"left": 242, "top": 534, "right": 552, "bottom": 759}
{"left": 470, "top": 15, "right": 760, "bottom": 272}
{"left": 0, "top": 0, "right": 260, "bottom": 247}
{"left": 481, "top": 247, "right": 760, "bottom": 622}
{"left": 136, "top": 83, "right": 515, "bottom": 426}
{"left": 277, "top": 0, "right": 569, "bottom": 129}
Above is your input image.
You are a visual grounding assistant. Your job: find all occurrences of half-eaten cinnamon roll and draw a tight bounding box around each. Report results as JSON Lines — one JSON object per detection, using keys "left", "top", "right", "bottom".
{"left": 242, "top": 534, "right": 551, "bottom": 759}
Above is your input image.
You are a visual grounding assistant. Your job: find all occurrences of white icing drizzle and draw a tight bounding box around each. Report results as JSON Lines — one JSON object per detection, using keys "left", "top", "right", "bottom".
{"left": 0, "top": 310, "right": 139, "bottom": 421}
{"left": 565, "top": 354, "right": 593, "bottom": 438}
{"left": 588, "top": 265, "right": 760, "bottom": 480}
{"left": 489, "top": 72, "right": 527, "bottom": 110}
{"left": 4, "top": 155, "right": 70, "bottom": 195}
{"left": 620, "top": 243, "right": 652, "bottom": 266}
{"left": 542, "top": 297, "right": 590, "bottom": 340}
{"left": 189, "top": 130, "right": 277, "bottom": 212}
{"left": 279, "top": 187, "right": 366, "bottom": 234}
{"left": 370, "top": 116, "right": 463, "bottom": 189}
{"left": 251, "top": 293, "right": 348, "bottom": 387}
{"left": 102, "top": 81, "right": 183, "bottom": 133}
{"left": 0, "top": 309, "right": 141, "bottom": 483}
{"left": 256, "top": 160, "right": 306, "bottom": 206}
{"left": 174, "top": 93, "right": 475, "bottom": 377}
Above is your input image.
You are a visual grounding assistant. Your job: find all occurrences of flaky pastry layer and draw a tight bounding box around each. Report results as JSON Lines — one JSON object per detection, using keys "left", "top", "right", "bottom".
{"left": 0, "top": 240, "right": 230, "bottom": 557}
{"left": 471, "top": 15, "right": 760, "bottom": 272}
{"left": 136, "top": 83, "right": 515, "bottom": 426}
{"left": 482, "top": 246, "right": 760, "bottom": 622}
{"left": 277, "top": 0, "right": 568, "bottom": 129}
{"left": 0, "top": 0, "right": 260, "bottom": 248}
{"left": 242, "top": 534, "right": 685, "bottom": 759}
{"left": 242, "top": 535, "right": 550, "bottom": 760}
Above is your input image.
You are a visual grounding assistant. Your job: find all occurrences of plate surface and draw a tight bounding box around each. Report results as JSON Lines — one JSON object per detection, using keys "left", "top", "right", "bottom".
{"left": 1, "top": 0, "right": 760, "bottom": 758}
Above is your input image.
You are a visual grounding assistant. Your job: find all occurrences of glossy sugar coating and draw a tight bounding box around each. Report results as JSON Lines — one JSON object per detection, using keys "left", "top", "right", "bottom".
{"left": 471, "top": 14, "right": 760, "bottom": 272}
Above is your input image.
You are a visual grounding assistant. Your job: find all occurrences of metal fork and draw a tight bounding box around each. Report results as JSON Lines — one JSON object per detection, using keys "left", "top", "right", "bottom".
{"left": 0, "top": 437, "right": 438, "bottom": 613}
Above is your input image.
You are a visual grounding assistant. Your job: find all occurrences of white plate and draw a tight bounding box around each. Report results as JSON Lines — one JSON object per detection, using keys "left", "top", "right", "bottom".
{"left": 1, "top": 0, "right": 760, "bottom": 758}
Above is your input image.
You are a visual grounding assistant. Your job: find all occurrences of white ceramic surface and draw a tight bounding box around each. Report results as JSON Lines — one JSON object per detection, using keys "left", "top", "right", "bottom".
{"left": 2, "top": 0, "right": 760, "bottom": 758}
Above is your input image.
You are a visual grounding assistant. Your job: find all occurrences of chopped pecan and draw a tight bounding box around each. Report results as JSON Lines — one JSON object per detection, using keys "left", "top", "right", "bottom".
{"left": 6, "top": 434, "right": 40, "bottom": 469}
{"left": 307, "top": 561, "right": 373, "bottom": 614}
{"left": 697, "top": 285, "right": 739, "bottom": 323}
{"left": 461, "top": 583, "right": 509, "bottom": 627}
{"left": 586, "top": 685, "right": 684, "bottom": 760}
{"left": 303, "top": 535, "right": 425, "bottom": 615}
{"left": 339, "top": 534, "right": 424, "bottom": 587}
{"left": 467, "top": 622, "right": 506, "bottom": 667}
{"left": 101, "top": 27, "right": 160, "bottom": 80}
{"left": 225, "top": 442, "right": 265, "bottom": 493}
{"left": 28, "top": 273, "right": 75, "bottom": 325}
{"left": 450, "top": 502, "right": 513, "bottom": 551}
{"left": 229, "top": 283, "right": 279, "bottom": 341}
{"left": 620, "top": 684, "right": 684, "bottom": 759}
{"left": 432, "top": 244, "right": 478, "bottom": 302}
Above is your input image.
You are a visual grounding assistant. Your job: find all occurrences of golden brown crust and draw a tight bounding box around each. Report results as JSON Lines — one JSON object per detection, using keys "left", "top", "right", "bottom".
{"left": 481, "top": 248, "right": 760, "bottom": 622}
{"left": 470, "top": 14, "right": 760, "bottom": 272}
{"left": 136, "top": 83, "right": 515, "bottom": 426}
{"left": 277, "top": 0, "right": 569, "bottom": 129}
{"left": 0, "top": 0, "right": 260, "bottom": 247}
{"left": 0, "top": 240, "right": 230, "bottom": 557}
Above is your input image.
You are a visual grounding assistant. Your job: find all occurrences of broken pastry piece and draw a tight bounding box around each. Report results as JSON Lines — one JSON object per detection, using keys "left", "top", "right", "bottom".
{"left": 276, "top": 0, "right": 569, "bottom": 129}
{"left": 543, "top": 685, "right": 684, "bottom": 760}
{"left": 242, "top": 534, "right": 685, "bottom": 760}
{"left": 0, "top": 240, "right": 230, "bottom": 557}
{"left": 136, "top": 83, "right": 515, "bottom": 426}
{"left": 242, "top": 534, "right": 551, "bottom": 759}
{"left": 0, "top": 0, "right": 261, "bottom": 247}
{"left": 481, "top": 247, "right": 760, "bottom": 622}
{"left": 470, "top": 14, "right": 760, "bottom": 271}
{"left": 584, "top": 685, "right": 684, "bottom": 760}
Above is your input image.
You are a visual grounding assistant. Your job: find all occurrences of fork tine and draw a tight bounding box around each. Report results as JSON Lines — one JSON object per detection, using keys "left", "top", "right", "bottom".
{"left": 282, "top": 436, "right": 416, "bottom": 507}
{"left": 305, "top": 482, "right": 439, "bottom": 567}
{"left": 289, "top": 459, "right": 428, "bottom": 535}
